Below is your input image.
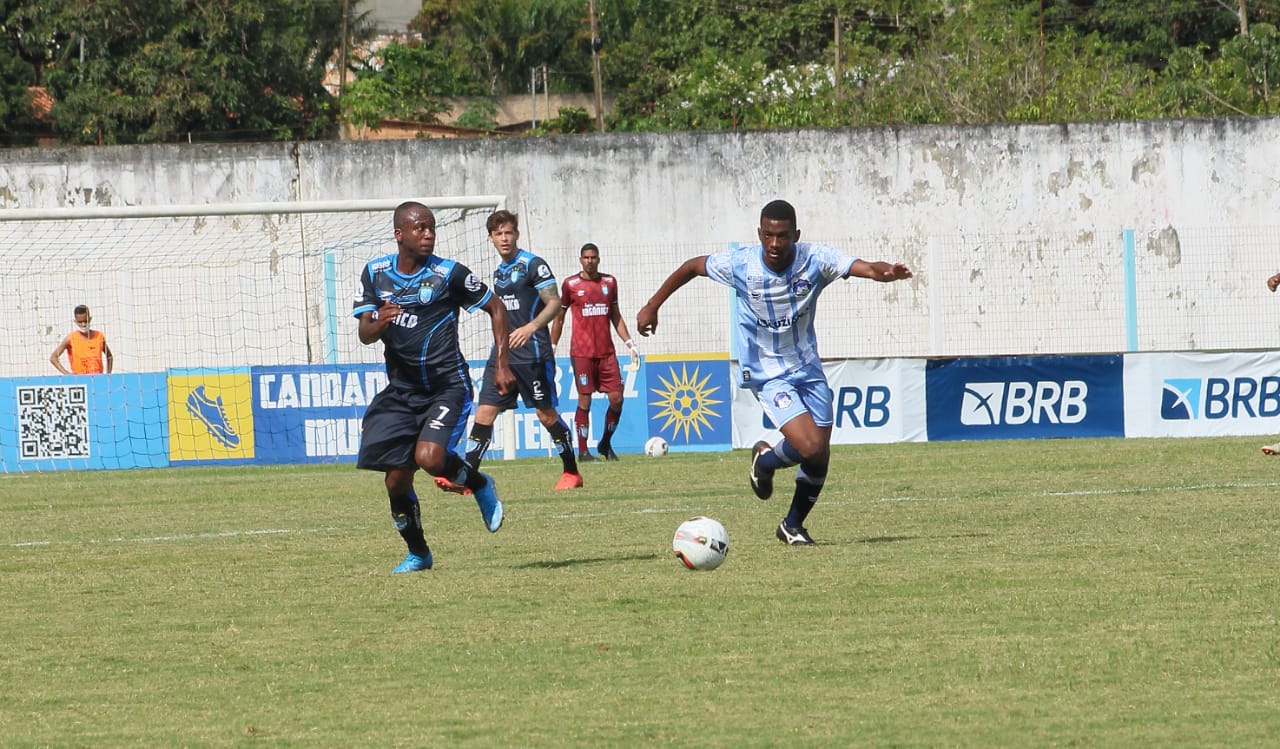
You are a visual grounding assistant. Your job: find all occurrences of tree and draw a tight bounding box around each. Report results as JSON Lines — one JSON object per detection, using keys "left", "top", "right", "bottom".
{"left": 9, "top": 0, "right": 353, "bottom": 145}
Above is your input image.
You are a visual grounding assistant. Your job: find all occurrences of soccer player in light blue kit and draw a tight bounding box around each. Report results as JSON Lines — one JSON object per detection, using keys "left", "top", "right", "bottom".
{"left": 636, "top": 200, "right": 913, "bottom": 545}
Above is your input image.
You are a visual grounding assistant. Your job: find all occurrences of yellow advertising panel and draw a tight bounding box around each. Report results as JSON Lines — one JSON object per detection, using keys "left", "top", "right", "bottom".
{"left": 168, "top": 371, "right": 255, "bottom": 461}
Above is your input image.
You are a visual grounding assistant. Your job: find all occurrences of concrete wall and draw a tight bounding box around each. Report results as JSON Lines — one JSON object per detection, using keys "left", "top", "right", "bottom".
{"left": 2, "top": 119, "right": 1279, "bottom": 376}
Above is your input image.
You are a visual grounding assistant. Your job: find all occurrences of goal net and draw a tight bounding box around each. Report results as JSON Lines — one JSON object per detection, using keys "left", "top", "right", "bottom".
{"left": 0, "top": 196, "right": 503, "bottom": 473}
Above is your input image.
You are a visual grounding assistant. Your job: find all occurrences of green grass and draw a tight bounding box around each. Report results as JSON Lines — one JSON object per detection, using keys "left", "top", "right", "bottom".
{"left": 3, "top": 437, "right": 1280, "bottom": 746}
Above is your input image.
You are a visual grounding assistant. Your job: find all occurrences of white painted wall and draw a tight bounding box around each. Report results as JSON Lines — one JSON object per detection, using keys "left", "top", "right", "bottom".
{"left": 2, "top": 119, "right": 1278, "bottom": 376}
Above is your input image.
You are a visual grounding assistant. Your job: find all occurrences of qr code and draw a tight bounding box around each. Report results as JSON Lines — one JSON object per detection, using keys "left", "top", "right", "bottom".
{"left": 18, "top": 385, "right": 90, "bottom": 460}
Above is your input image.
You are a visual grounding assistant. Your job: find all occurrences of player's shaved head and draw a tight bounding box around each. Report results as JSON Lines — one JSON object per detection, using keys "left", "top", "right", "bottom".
{"left": 760, "top": 200, "right": 797, "bottom": 227}
{"left": 394, "top": 201, "right": 432, "bottom": 229}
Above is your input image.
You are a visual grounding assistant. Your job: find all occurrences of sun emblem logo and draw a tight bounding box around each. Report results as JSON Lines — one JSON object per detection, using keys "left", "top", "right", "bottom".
{"left": 649, "top": 363, "right": 724, "bottom": 442}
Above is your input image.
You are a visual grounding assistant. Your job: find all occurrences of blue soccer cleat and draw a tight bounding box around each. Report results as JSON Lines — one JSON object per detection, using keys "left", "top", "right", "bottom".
{"left": 392, "top": 550, "right": 433, "bottom": 574}
{"left": 474, "top": 474, "right": 504, "bottom": 533}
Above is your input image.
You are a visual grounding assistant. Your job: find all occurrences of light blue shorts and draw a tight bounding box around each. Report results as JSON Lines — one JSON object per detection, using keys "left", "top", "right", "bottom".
{"left": 753, "top": 373, "right": 834, "bottom": 430}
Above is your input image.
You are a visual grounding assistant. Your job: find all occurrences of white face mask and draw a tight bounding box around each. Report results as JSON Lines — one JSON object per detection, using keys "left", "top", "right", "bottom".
{"left": 75, "top": 322, "right": 90, "bottom": 333}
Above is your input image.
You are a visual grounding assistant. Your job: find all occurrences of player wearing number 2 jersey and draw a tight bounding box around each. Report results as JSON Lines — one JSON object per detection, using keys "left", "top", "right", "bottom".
{"left": 439, "top": 210, "right": 583, "bottom": 493}
{"left": 353, "top": 201, "right": 514, "bottom": 574}
{"left": 551, "top": 243, "right": 639, "bottom": 461}
{"left": 637, "top": 200, "right": 913, "bottom": 546}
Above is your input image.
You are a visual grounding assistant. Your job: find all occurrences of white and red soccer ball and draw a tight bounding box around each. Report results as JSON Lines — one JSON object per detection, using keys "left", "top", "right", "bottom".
{"left": 672, "top": 516, "right": 729, "bottom": 571}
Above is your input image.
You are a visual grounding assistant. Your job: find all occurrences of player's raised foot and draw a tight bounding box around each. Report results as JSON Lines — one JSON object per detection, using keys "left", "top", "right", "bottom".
{"left": 473, "top": 474, "right": 504, "bottom": 532}
{"left": 1263, "top": 443, "right": 1280, "bottom": 455}
{"left": 775, "top": 523, "right": 815, "bottom": 546}
{"left": 555, "top": 472, "right": 585, "bottom": 490}
{"left": 602, "top": 447, "right": 620, "bottom": 461}
{"left": 578, "top": 452, "right": 597, "bottom": 463}
{"left": 392, "top": 549, "right": 433, "bottom": 574}
{"left": 750, "top": 441, "right": 775, "bottom": 500}
{"left": 433, "top": 475, "right": 472, "bottom": 495}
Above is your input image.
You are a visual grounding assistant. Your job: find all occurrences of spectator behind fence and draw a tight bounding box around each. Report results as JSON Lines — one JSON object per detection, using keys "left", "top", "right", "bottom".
{"left": 50, "top": 305, "right": 113, "bottom": 374}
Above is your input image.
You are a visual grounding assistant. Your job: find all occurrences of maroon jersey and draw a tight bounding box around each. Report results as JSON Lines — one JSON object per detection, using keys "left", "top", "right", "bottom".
{"left": 560, "top": 272, "right": 620, "bottom": 358}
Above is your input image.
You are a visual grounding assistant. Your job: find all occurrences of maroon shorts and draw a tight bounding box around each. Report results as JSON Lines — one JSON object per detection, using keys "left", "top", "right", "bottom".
{"left": 571, "top": 355, "right": 623, "bottom": 394}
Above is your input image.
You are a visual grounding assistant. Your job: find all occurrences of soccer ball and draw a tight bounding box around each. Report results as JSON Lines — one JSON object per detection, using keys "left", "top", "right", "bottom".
{"left": 644, "top": 436, "right": 669, "bottom": 456}
{"left": 672, "top": 516, "right": 729, "bottom": 571}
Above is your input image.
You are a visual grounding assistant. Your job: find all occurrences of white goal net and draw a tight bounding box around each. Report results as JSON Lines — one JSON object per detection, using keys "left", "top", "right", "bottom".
{"left": 0, "top": 197, "right": 504, "bottom": 474}
{"left": 1, "top": 197, "right": 505, "bottom": 377}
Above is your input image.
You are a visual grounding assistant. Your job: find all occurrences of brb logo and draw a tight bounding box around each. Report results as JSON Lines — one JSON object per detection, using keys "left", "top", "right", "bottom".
{"left": 960, "top": 380, "right": 1088, "bottom": 426}
{"left": 1161, "top": 377, "right": 1280, "bottom": 420}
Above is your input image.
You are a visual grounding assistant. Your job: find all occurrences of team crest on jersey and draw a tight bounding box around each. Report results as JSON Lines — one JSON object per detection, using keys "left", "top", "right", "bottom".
{"left": 792, "top": 277, "right": 813, "bottom": 297}
{"left": 509, "top": 268, "right": 522, "bottom": 284}
{"left": 536, "top": 264, "right": 551, "bottom": 279}
{"left": 417, "top": 282, "right": 434, "bottom": 304}
{"left": 773, "top": 391, "right": 794, "bottom": 409}
{"left": 602, "top": 286, "right": 610, "bottom": 296}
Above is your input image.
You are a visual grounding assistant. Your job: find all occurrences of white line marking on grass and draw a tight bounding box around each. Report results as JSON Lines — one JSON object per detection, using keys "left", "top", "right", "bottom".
{"left": 8, "top": 526, "right": 349, "bottom": 549}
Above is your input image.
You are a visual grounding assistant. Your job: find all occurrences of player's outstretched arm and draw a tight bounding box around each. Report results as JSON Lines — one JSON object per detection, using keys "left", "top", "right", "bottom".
{"left": 637, "top": 256, "right": 709, "bottom": 337}
{"left": 848, "top": 259, "right": 913, "bottom": 283}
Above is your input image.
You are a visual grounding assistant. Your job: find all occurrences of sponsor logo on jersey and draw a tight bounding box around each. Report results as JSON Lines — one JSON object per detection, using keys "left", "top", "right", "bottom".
{"left": 582, "top": 302, "right": 609, "bottom": 317}
{"left": 371, "top": 259, "right": 391, "bottom": 271}
{"left": 464, "top": 273, "right": 482, "bottom": 292}
{"left": 756, "top": 315, "right": 795, "bottom": 331}
{"left": 536, "top": 264, "right": 551, "bottom": 279}
{"left": 1160, "top": 376, "right": 1280, "bottom": 420}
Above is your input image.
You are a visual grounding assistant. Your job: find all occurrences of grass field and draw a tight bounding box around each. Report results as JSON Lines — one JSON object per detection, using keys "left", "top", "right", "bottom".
{"left": 3, "top": 436, "right": 1280, "bottom": 747}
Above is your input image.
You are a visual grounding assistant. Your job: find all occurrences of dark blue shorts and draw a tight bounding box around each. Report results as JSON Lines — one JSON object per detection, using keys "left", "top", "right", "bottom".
{"left": 356, "top": 384, "right": 473, "bottom": 471}
{"left": 477, "top": 358, "right": 559, "bottom": 411}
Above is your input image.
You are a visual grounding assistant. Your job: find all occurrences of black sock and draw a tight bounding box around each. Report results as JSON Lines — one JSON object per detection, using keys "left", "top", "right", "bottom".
{"left": 784, "top": 462, "right": 828, "bottom": 528}
{"left": 549, "top": 418, "right": 578, "bottom": 473}
{"left": 389, "top": 491, "right": 428, "bottom": 556}
{"left": 466, "top": 422, "right": 493, "bottom": 471}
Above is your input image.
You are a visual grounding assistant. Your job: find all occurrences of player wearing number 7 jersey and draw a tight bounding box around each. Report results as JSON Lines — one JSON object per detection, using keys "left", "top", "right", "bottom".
{"left": 637, "top": 200, "right": 912, "bottom": 546}
{"left": 353, "top": 201, "right": 514, "bottom": 574}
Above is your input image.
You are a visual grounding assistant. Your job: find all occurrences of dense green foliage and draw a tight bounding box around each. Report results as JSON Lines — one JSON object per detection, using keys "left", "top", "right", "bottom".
{"left": 401, "top": 0, "right": 1280, "bottom": 130}
{"left": 2, "top": 0, "right": 1279, "bottom": 144}
{"left": 1, "top": 0, "right": 366, "bottom": 144}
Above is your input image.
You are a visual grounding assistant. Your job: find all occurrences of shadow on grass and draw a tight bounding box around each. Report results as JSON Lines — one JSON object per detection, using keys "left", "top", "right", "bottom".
{"left": 517, "top": 552, "right": 663, "bottom": 569}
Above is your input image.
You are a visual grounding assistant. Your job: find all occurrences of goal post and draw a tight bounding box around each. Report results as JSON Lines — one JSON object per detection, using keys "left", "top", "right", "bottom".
{"left": 0, "top": 195, "right": 529, "bottom": 472}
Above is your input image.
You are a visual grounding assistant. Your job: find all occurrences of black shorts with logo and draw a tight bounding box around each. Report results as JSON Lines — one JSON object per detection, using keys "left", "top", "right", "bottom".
{"left": 477, "top": 358, "right": 559, "bottom": 411}
{"left": 357, "top": 383, "right": 473, "bottom": 471}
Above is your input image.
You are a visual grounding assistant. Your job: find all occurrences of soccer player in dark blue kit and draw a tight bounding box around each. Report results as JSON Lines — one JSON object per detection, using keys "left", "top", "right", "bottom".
{"left": 437, "top": 209, "right": 584, "bottom": 492}
{"left": 353, "top": 201, "right": 515, "bottom": 574}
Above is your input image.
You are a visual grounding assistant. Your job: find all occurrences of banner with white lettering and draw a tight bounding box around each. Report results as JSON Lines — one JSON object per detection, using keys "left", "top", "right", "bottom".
{"left": 925, "top": 355, "right": 1124, "bottom": 440}
{"left": 253, "top": 364, "right": 386, "bottom": 463}
{"left": 731, "top": 358, "right": 927, "bottom": 448}
{"left": 1124, "top": 351, "right": 1280, "bottom": 437}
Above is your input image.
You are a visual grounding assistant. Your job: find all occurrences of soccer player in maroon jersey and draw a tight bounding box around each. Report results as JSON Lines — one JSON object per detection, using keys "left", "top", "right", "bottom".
{"left": 551, "top": 242, "right": 640, "bottom": 460}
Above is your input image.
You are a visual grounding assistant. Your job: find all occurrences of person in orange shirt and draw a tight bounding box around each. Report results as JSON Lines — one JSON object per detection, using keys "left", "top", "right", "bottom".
{"left": 50, "top": 305, "right": 114, "bottom": 374}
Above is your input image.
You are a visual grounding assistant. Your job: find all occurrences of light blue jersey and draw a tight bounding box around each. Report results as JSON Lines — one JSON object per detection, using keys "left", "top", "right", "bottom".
{"left": 705, "top": 242, "right": 855, "bottom": 389}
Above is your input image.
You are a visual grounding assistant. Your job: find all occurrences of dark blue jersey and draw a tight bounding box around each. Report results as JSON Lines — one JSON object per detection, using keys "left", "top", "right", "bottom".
{"left": 493, "top": 249, "right": 557, "bottom": 364}
{"left": 353, "top": 253, "right": 492, "bottom": 395}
